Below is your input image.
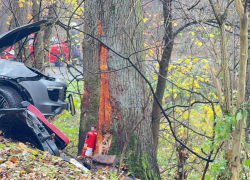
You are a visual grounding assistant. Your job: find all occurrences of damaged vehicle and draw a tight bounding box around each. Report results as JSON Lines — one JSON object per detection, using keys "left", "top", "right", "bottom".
{"left": 0, "top": 60, "right": 70, "bottom": 117}
{"left": 0, "top": 20, "right": 79, "bottom": 161}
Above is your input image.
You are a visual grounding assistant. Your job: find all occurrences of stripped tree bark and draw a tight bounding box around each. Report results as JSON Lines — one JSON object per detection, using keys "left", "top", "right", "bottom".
{"left": 78, "top": 0, "right": 160, "bottom": 179}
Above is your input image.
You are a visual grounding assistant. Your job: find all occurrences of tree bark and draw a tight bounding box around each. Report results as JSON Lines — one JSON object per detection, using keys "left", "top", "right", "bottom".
{"left": 230, "top": 1, "right": 248, "bottom": 179}
{"left": 78, "top": 0, "right": 160, "bottom": 179}
{"left": 208, "top": 0, "right": 231, "bottom": 114}
{"left": 43, "top": 3, "right": 58, "bottom": 64}
{"left": 11, "top": 0, "right": 32, "bottom": 67}
{"left": 219, "top": 22, "right": 231, "bottom": 114}
{"left": 32, "top": 0, "right": 44, "bottom": 71}
{"left": 151, "top": 0, "right": 174, "bottom": 153}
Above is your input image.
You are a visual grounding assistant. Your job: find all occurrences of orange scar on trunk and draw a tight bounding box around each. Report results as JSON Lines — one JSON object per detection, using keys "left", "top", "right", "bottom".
{"left": 95, "top": 44, "right": 113, "bottom": 154}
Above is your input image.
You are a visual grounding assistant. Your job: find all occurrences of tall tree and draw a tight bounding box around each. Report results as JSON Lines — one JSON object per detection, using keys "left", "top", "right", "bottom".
{"left": 230, "top": 0, "right": 248, "bottom": 179}
{"left": 10, "top": 0, "right": 32, "bottom": 67}
{"left": 43, "top": 1, "right": 58, "bottom": 65}
{"left": 78, "top": 0, "right": 160, "bottom": 179}
{"left": 32, "top": 0, "right": 44, "bottom": 71}
{"left": 151, "top": 0, "right": 174, "bottom": 152}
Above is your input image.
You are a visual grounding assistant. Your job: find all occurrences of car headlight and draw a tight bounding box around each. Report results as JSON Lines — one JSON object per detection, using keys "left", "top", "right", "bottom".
{"left": 47, "top": 86, "right": 63, "bottom": 90}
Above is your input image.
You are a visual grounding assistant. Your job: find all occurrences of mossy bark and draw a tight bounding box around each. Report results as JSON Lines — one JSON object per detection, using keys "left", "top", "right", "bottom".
{"left": 80, "top": 0, "right": 160, "bottom": 179}
{"left": 78, "top": 39, "right": 100, "bottom": 155}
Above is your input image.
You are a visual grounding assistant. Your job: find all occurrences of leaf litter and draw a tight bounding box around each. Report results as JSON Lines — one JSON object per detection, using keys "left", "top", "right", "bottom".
{"left": 0, "top": 136, "right": 118, "bottom": 179}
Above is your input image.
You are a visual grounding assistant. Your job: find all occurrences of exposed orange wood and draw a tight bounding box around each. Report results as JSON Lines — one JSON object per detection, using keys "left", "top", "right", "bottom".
{"left": 95, "top": 44, "right": 113, "bottom": 154}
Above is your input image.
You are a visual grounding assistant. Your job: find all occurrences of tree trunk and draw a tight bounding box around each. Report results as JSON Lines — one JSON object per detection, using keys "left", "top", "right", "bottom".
{"left": 151, "top": 0, "right": 174, "bottom": 153}
{"left": 230, "top": 1, "right": 248, "bottom": 179}
{"left": 43, "top": 3, "right": 58, "bottom": 64}
{"left": 32, "top": 0, "right": 44, "bottom": 71}
{"left": 78, "top": 0, "right": 160, "bottom": 179}
{"left": 11, "top": 0, "right": 32, "bottom": 67}
{"left": 219, "top": 22, "right": 231, "bottom": 114}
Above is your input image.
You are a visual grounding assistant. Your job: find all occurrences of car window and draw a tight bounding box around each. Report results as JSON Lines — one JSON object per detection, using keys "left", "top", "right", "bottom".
{"left": 51, "top": 36, "right": 62, "bottom": 44}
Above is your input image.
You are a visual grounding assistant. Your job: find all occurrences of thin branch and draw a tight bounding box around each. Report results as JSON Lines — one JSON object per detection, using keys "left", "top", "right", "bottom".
{"left": 187, "top": 0, "right": 201, "bottom": 10}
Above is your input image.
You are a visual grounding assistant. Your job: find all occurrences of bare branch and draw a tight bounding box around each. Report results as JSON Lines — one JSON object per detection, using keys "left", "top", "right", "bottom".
{"left": 187, "top": 0, "right": 201, "bottom": 10}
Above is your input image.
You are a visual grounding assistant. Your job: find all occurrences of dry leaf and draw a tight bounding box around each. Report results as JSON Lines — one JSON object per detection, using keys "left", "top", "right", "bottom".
{"left": 10, "top": 157, "right": 19, "bottom": 163}
{"left": 18, "top": 142, "right": 27, "bottom": 149}
{"left": 5, "top": 161, "right": 16, "bottom": 168}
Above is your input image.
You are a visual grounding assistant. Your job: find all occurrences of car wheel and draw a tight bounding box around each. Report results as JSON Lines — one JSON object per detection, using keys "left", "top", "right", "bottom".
{"left": 0, "top": 86, "right": 22, "bottom": 108}
{"left": 55, "top": 53, "right": 66, "bottom": 67}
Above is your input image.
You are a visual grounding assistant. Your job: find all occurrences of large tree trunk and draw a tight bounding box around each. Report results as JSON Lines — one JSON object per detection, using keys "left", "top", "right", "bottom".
{"left": 32, "top": 0, "right": 44, "bottom": 71}
{"left": 78, "top": 0, "right": 160, "bottom": 179}
{"left": 230, "top": 1, "right": 248, "bottom": 179}
{"left": 151, "top": 0, "right": 174, "bottom": 153}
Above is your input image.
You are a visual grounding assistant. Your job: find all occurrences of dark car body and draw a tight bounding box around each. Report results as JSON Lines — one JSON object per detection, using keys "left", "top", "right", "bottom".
{"left": 0, "top": 60, "right": 69, "bottom": 116}
{"left": 0, "top": 20, "right": 71, "bottom": 117}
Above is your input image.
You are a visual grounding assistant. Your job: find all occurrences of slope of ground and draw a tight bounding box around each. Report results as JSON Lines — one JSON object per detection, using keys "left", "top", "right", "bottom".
{"left": 0, "top": 136, "right": 118, "bottom": 179}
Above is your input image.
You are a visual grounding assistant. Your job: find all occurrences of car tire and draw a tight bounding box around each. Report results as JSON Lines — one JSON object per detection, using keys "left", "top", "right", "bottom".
{"left": 0, "top": 86, "right": 23, "bottom": 108}
{"left": 55, "top": 53, "right": 66, "bottom": 67}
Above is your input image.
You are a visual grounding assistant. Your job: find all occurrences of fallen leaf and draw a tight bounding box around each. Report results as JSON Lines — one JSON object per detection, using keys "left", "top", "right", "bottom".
{"left": 5, "top": 161, "right": 16, "bottom": 169}
{"left": 10, "top": 157, "right": 19, "bottom": 163}
{"left": 18, "top": 142, "right": 27, "bottom": 149}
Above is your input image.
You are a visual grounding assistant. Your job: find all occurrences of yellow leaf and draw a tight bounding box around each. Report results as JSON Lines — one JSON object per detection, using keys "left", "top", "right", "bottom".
{"left": 149, "top": 49, "right": 155, "bottom": 54}
{"left": 185, "top": 59, "right": 190, "bottom": 64}
{"left": 210, "top": 33, "right": 214, "bottom": 37}
{"left": 19, "top": 3, "right": 23, "bottom": 8}
{"left": 174, "top": 93, "right": 177, "bottom": 99}
{"left": 6, "top": 22, "right": 10, "bottom": 25}
{"left": 198, "top": 42, "right": 202, "bottom": 46}
{"left": 165, "top": 94, "right": 170, "bottom": 98}
{"left": 52, "top": 69, "right": 57, "bottom": 72}
{"left": 173, "top": 23, "right": 177, "bottom": 27}
{"left": 37, "top": 1, "right": 39, "bottom": 5}
{"left": 189, "top": 31, "right": 195, "bottom": 36}
{"left": 168, "top": 64, "right": 173, "bottom": 71}
{"left": 143, "top": 18, "right": 148, "bottom": 23}
{"left": 204, "top": 63, "right": 208, "bottom": 69}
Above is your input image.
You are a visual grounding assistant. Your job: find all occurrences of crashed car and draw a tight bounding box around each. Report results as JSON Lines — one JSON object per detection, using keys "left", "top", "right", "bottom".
{"left": 0, "top": 20, "right": 75, "bottom": 154}
{"left": 0, "top": 20, "right": 74, "bottom": 117}
{"left": 0, "top": 60, "right": 70, "bottom": 117}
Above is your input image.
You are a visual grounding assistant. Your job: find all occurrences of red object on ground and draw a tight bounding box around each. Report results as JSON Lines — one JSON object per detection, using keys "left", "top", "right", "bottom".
{"left": 27, "top": 104, "right": 69, "bottom": 147}
{"left": 82, "top": 126, "right": 97, "bottom": 157}
{"left": 0, "top": 34, "right": 69, "bottom": 63}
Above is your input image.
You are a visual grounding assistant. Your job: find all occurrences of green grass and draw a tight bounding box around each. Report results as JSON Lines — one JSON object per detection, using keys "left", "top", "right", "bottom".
{"left": 53, "top": 80, "right": 84, "bottom": 155}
